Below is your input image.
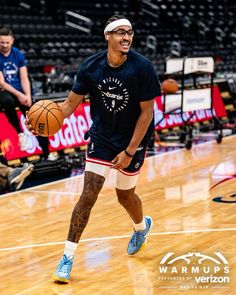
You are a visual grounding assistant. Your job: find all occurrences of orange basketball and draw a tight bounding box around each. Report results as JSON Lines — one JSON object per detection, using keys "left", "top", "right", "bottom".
{"left": 27, "top": 100, "right": 64, "bottom": 137}
{"left": 161, "top": 78, "right": 179, "bottom": 94}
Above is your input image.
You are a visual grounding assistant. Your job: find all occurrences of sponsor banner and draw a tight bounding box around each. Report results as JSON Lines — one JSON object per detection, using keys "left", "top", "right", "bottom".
{"left": 166, "top": 57, "right": 214, "bottom": 74}
{"left": 0, "top": 85, "right": 226, "bottom": 160}
{"left": 154, "top": 85, "right": 226, "bottom": 130}
{"left": 164, "top": 93, "right": 182, "bottom": 113}
{"left": 164, "top": 88, "right": 211, "bottom": 113}
{"left": 183, "top": 88, "right": 211, "bottom": 111}
{"left": 158, "top": 251, "right": 230, "bottom": 290}
{"left": 0, "top": 102, "right": 92, "bottom": 160}
{"left": 166, "top": 58, "right": 184, "bottom": 74}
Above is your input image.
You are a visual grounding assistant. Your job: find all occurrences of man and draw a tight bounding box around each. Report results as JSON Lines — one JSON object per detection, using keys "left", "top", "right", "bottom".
{"left": 28, "top": 15, "right": 161, "bottom": 283}
{"left": 0, "top": 161, "right": 33, "bottom": 191}
{"left": 0, "top": 27, "right": 31, "bottom": 150}
{"left": 0, "top": 27, "right": 49, "bottom": 158}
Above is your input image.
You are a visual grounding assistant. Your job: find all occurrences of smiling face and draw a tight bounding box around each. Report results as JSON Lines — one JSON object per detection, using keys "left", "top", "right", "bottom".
{"left": 106, "top": 25, "right": 133, "bottom": 55}
{"left": 0, "top": 35, "right": 14, "bottom": 55}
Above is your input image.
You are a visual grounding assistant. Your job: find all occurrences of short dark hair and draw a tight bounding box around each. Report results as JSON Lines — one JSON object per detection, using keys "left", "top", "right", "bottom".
{"left": 104, "top": 15, "right": 128, "bottom": 30}
{"left": 0, "top": 27, "right": 13, "bottom": 36}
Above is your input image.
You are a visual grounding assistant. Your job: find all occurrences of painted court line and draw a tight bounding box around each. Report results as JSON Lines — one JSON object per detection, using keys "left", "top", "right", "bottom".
{"left": 0, "top": 174, "right": 84, "bottom": 199}
{"left": 25, "top": 190, "right": 82, "bottom": 195}
{"left": 0, "top": 227, "right": 235, "bottom": 251}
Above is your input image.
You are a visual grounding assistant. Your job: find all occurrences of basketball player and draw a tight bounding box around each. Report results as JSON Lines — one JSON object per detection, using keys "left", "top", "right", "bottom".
{"left": 28, "top": 15, "right": 161, "bottom": 283}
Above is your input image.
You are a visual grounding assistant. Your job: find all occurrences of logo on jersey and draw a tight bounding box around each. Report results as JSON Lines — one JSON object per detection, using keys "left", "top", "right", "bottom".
{"left": 3, "top": 61, "right": 18, "bottom": 83}
{"left": 98, "top": 77, "right": 129, "bottom": 113}
{"left": 135, "top": 162, "right": 141, "bottom": 169}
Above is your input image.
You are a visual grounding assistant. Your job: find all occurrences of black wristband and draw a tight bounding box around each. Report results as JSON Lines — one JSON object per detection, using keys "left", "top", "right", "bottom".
{"left": 124, "top": 149, "right": 135, "bottom": 158}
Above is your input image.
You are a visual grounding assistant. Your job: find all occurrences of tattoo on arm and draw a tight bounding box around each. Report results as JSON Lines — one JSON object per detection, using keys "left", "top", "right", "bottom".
{"left": 67, "top": 171, "right": 105, "bottom": 243}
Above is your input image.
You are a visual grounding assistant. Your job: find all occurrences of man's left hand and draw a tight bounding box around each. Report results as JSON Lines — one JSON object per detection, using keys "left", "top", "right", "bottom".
{"left": 111, "top": 151, "right": 133, "bottom": 170}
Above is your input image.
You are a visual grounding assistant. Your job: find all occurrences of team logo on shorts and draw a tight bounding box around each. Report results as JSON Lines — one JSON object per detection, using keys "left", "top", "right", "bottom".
{"left": 135, "top": 162, "right": 141, "bottom": 169}
{"left": 98, "top": 77, "right": 129, "bottom": 113}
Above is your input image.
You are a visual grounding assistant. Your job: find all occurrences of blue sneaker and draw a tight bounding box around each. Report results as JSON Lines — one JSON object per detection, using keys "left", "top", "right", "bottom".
{"left": 52, "top": 254, "right": 74, "bottom": 283}
{"left": 127, "top": 216, "right": 153, "bottom": 255}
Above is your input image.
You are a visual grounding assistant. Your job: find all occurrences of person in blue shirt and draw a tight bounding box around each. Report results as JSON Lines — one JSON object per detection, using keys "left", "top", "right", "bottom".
{"left": 0, "top": 27, "right": 49, "bottom": 158}
{"left": 0, "top": 27, "right": 32, "bottom": 150}
{"left": 28, "top": 15, "right": 161, "bottom": 283}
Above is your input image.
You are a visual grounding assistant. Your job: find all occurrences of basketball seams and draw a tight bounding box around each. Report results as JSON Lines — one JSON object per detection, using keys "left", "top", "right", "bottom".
{"left": 28, "top": 105, "right": 45, "bottom": 116}
{"left": 46, "top": 107, "right": 63, "bottom": 114}
{"left": 29, "top": 108, "right": 46, "bottom": 130}
{"left": 46, "top": 111, "right": 50, "bottom": 136}
{"left": 29, "top": 99, "right": 45, "bottom": 115}
{"left": 28, "top": 101, "right": 53, "bottom": 118}
{"left": 51, "top": 114, "right": 60, "bottom": 134}
{"left": 45, "top": 101, "right": 61, "bottom": 111}
{"left": 47, "top": 111, "right": 63, "bottom": 127}
{"left": 46, "top": 107, "right": 63, "bottom": 135}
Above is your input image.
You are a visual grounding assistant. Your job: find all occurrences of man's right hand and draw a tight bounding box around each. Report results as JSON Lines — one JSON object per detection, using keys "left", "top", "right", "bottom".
{"left": 18, "top": 93, "right": 32, "bottom": 107}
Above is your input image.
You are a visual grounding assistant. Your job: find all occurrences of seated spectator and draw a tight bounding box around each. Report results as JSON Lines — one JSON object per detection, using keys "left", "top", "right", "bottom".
{"left": 0, "top": 27, "right": 50, "bottom": 158}
{"left": 0, "top": 161, "right": 33, "bottom": 191}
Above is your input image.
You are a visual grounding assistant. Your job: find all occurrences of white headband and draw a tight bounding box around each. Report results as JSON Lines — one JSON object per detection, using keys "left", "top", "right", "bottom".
{"left": 104, "top": 19, "right": 132, "bottom": 33}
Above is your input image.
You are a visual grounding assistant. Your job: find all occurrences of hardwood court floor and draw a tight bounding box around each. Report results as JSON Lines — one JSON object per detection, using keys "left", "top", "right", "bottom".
{"left": 0, "top": 136, "right": 235, "bottom": 294}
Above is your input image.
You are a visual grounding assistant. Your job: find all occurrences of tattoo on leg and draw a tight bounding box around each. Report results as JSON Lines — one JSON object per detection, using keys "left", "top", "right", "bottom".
{"left": 67, "top": 171, "right": 105, "bottom": 243}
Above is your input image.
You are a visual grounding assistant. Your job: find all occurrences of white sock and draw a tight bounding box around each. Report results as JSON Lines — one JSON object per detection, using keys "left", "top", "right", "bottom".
{"left": 64, "top": 240, "right": 78, "bottom": 257}
{"left": 133, "top": 218, "right": 146, "bottom": 231}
